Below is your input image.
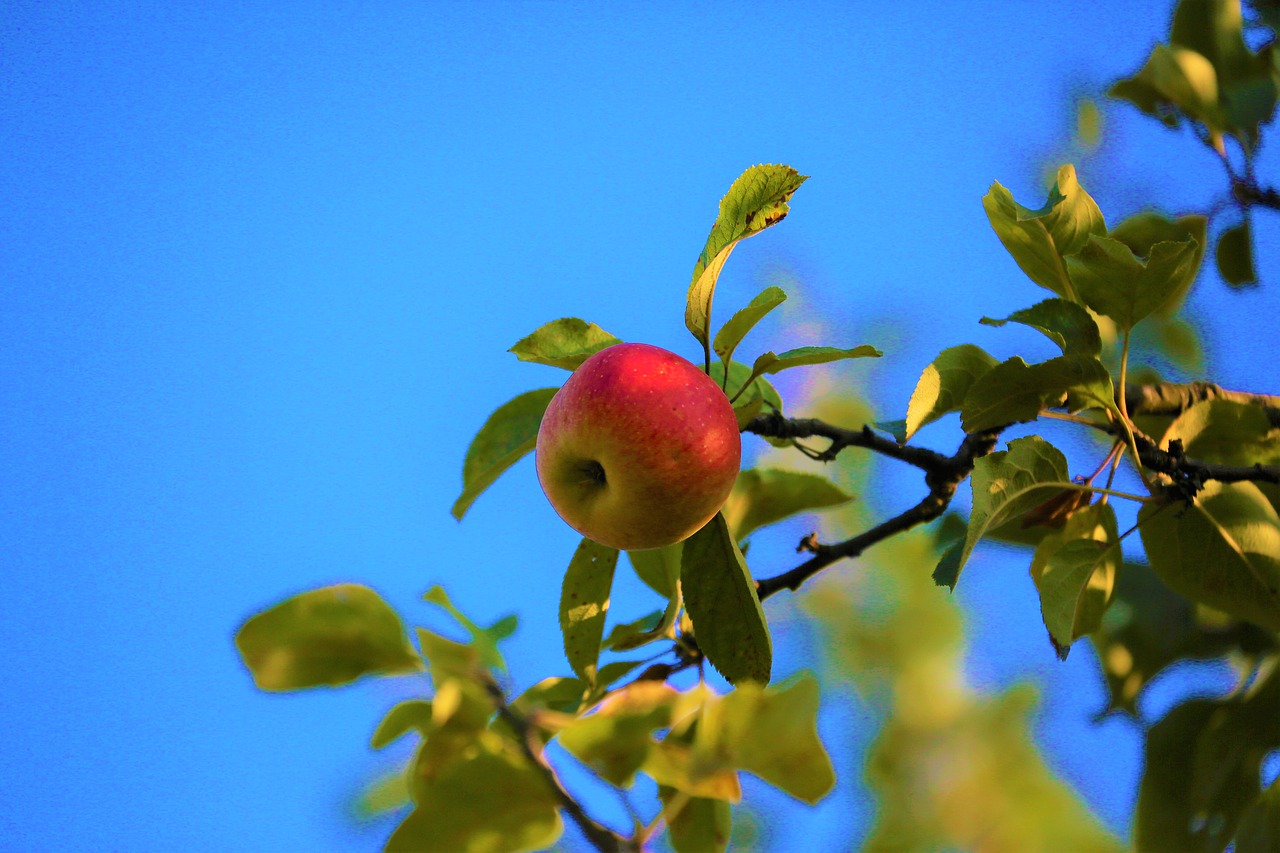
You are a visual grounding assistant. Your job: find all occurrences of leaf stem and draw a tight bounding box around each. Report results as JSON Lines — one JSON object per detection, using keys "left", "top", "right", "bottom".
{"left": 1116, "top": 331, "right": 1154, "bottom": 494}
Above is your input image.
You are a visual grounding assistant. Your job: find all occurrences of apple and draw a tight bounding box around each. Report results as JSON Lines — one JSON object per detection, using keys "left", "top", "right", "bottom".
{"left": 536, "top": 343, "right": 742, "bottom": 551}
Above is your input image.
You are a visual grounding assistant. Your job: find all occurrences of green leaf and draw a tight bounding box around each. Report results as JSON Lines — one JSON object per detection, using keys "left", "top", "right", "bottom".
{"left": 388, "top": 736, "right": 563, "bottom": 853}
{"left": 1135, "top": 668, "right": 1280, "bottom": 853}
{"left": 235, "top": 584, "right": 421, "bottom": 691}
{"left": 627, "top": 543, "right": 683, "bottom": 600}
{"left": 1233, "top": 775, "right": 1280, "bottom": 852}
{"left": 721, "top": 468, "right": 853, "bottom": 542}
{"left": 905, "top": 344, "right": 999, "bottom": 440}
{"left": 1029, "top": 502, "right": 1120, "bottom": 660}
{"left": 943, "top": 437, "right": 1072, "bottom": 588}
{"left": 660, "top": 786, "right": 731, "bottom": 853}
{"left": 1218, "top": 220, "right": 1258, "bottom": 287}
{"left": 508, "top": 317, "right": 622, "bottom": 370}
{"left": 423, "top": 585, "right": 516, "bottom": 672}
{"left": 960, "top": 354, "right": 1116, "bottom": 433}
{"left": 750, "top": 344, "right": 882, "bottom": 377}
{"left": 371, "top": 699, "right": 434, "bottom": 749}
{"left": 604, "top": 596, "right": 679, "bottom": 652}
{"left": 873, "top": 419, "right": 908, "bottom": 444}
{"left": 1065, "top": 234, "right": 1201, "bottom": 331}
{"left": 708, "top": 358, "right": 783, "bottom": 414}
{"left": 1108, "top": 212, "right": 1208, "bottom": 315}
{"left": 701, "top": 674, "right": 836, "bottom": 804}
{"left": 686, "top": 166, "right": 808, "bottom": 354}
{"left": 1110, "top": 44, "right": 1228, "bottom": 137}
{"left": 681, "top": 512, "right": 772, "bottom": 684}
{"left": 980, "top": 298, "right": 1102, "bottom": 357}
{"left": 713, "top": 285, "right": 788, "bottom": 368}
{"left": 1164, "top": 399, "right": 1280, "bottom": 467}
{"left": 556, "top": 682, "right": 677, "bottom": 787}
{"left": 1139, "top": 481, "right": 1280, "bottom": 631}
{"left": 452, "top": 387, "right": 558, "bottom": 520}
{"left": 982, "top": 164, "right": 1106, "bottom": 298}
{"left": 559, "top": 538, "right": 620, "bottom": 684}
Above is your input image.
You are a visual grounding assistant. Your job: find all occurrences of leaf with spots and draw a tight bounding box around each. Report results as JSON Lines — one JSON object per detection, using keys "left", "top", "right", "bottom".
{"left": 559, "top": 537, "right": 620, "bottom": 685}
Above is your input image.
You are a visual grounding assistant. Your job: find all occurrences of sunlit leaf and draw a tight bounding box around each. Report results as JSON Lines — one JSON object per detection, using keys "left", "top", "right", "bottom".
{"left": 423, "top": 585, "right": 516, "bottom": 672}
{"left": 961, "top": 354, "right": 1116, "bottom": 433}
{"left": 1065, "top": 234, "right": 1201, "bottom": 331}
{"left": 235, "top": 584, "right": 420, "bottom": 692}
{"left": 980, "top": 298, "right": 1102, "bottom": 357}
{"left": 905, "top": 344, "right": 999, "bottom": 440}
{"left": 681, "top": 512, "right": 772, "bottom": 684}
{"left": 708, "top": 358, "right": 783, "bottom": 414}
{"left": 388, "top": 736, "right": 562, "bottom": 853}
{"left": 371, "top": 699, "right": 434, "bottom": 749}
{"left": 1218, "top": 220, "right": 1258, "bottom": 287}
{"left": 1029, "top": 502, "right": 1119, "bottom": 659}
{"left": 721, "top": 468, "right": 853, "bottom": 542}
{"left": 1110, "top": 45, "right": 1228, "bottom": 139}
{"left": 559, "top": 538, "right": 620, "bottom": 684}
{"left": 508, "top": 318, "right": 621, "bottom": 370}
{"left": 751, "top": 344, "right": 882, "bottom": 377}
{"left": 699, "top": 674, "right": 836, "bottom": 804}
{"left": 713, "top": 285, "right": 788, "bottom": 368}
{"left": 982, "top": 164, "right": 1106, "bottom": 298}
{"left": 1139, "top": 481, "right": 1280, "bottom": 631}
{"left": 686, "top": 166, "right": 808, "bottom": 354}
{"left": 941, "top": 436, "right": 1072, "bottom": 588}
{"left": 557, "top": 682, "right": 678, "bottom": 787}
{"left": 452, "top": 388, "right": 558, "bottom": 520}
{"left": 1164, "top": 399, "right": 1280, "bottom": 468}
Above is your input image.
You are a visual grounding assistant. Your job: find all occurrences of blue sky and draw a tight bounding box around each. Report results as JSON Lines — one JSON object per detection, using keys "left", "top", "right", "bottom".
{"left": 3, "top": 2, "right": 1277, "bottom": 850}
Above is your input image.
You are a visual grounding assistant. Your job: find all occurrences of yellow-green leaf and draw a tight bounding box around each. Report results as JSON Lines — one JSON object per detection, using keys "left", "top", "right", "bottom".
{"left": 509, "top": 318, "right": 621, "bottom": 370}
{"left": 713, "top": 285, "right": 788, "bottom": 368}
{"left": 906, "top": 344, "right": 999, "bottom": 440}
{"left": 235, "top": 584, "right": 420, "bottom": 691}
{"left": 1065, "top": 234, "right": 1202, "bottom": 331}
{"left": 1029, "top": 502, "right": 1120, "bottom": 659}
{"left": 452, "top": 388, "right": 558, "bottom": 520}
{"left": 559, "top": 538, "right": 619, "bottom": 684}
{"left": 686, "top": 166, "right": 808, "bottom": 354}
{"left": 371, "top": 699, "right": 434, "bottom": 749}
{"left": 721, "top": 467, "right": 853, "bottom": 542}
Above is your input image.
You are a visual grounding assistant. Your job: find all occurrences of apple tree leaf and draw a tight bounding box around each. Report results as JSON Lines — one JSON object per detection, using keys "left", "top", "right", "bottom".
{"left": 751, "top": 344, "right": 882, "bottom": 377}
{"left": 698, "top": 673, "right": 836, "bottom": 804}
{"left": 681, "top": 512, "right": 772, "bottom": 684}
{"left": 1065, "top": 234, "right": 1202, "bottom": 332}
{"left": 713, "top": 285, "right": 788, "bottom": 368}
{"left": 235, "top": 584, "right": 421, "bottom": 692}
{"left": 628, "top": 543, "right": 683, "bottom": 600}
{"left": 960, "top": 354, "right": 1116, "bottom": 433}
{"left": 1108, "top": 212, "right": 1208, "bottom": 314}
{"left": 556, "top": 682, "right": 679, "bottom": 787}
{"left": 1233, "top": 775, "right": 1280, "bottom": 852}
{"left": 451, "top": 387, "right": 558, "bottom": 520}
{"left": 1028, "top": 501, "right": 1120, "bottom": 660}
{"left": 660, "top": 786, "right": 731, "bottom": 853}
{"left": 1110, "top": 45, "right": 1228, "bottom": 137}
{"left": 559, "top": 537, "right": 620, "bottom": 685}
{"left": 1135, "top": 668, "right": 1280, "bottom": 853}
{"left": 1139, "top": 481, "right": 1280, "bottom": 631}
{"left": 509, "top": 317, "right": 622, "bottom": 370}
{"left": 423, "top": 585, "right": 517, "bottom": 672}
{"left": 686, "top": 165, "right": 808, "bottom": 355}
{"left": 721, "top": 468, "right": 853, "bottom": 542}
{"left": 1218, "top": 219, "right": 1258, "bottom": 287}
{"left": 388, "top": 736, "right": 563, "bottom": 853}
{"left": 980, "top": 298, "right": 1102, "bottom": 357}
{"left": 982, "top": 164, "right": 1106, "bottom": 299}
{"left": 936, "top": 436, "right": 1072, "bottom": 589}
{"left": 371, "top": 699, "right": 434, "bottom": 750}
{"left": 1165, "top": 399, "right": 1280, "bottom": 467}
{"left": 709, "top": 358, "right": 783, "bottom": 414}
{"left": 905, "top": 344, "right": 999, "bottom": 441}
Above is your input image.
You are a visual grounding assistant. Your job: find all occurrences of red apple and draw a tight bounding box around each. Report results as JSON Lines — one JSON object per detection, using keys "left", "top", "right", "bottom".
{"left": 536, "top": 343, "right": 742, "bottom": 550}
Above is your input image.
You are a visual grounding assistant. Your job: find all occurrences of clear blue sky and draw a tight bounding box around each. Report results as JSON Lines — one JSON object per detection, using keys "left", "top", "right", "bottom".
{"left": 3, "top": 2, "right": 1276, "bottom": 850}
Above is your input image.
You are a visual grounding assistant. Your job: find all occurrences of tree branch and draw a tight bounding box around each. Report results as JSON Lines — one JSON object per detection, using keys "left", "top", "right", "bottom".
{"left": 1233, "top": 178, "right": 1280, "bottom": 211}
{"left": 1125, "top": 381, "right": 1280, "bottom": 422}
{"left": 743, "top": 411, "right": 951, "bottom": 470}
{"left": 745, "top": 417, "right": 1002, "bottom": 600}
{"left": 484, "top": 680, "right": 635, "bottom": 853}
